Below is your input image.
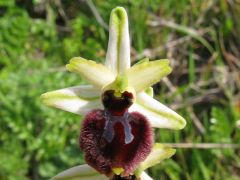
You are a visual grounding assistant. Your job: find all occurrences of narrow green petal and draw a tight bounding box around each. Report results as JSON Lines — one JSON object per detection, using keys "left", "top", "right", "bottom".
{"left": 41, "top": 85, "right": 102, "bottom": 115}
{"left": 105, "top": 7, "right": 130, "bottom": 74}
{"left": 134, "top": 57, "right": 149, "bottom": 65}
{"left": 126, "top": 59, "right": 172, "bottom": 92}
{"left": 135, "top": 144, "right": 176, "bottom": 177}
{"left": 130, "top": 92, "right": 186, "bottom": 130}
{"left": 66, "top": 57, "right": 115, "bottom": 88}
{"left": 52, "top": 164, "right": 108, "bottom": 180}
{"left": 144, "top": 87, "right": 154, "bottom": 97}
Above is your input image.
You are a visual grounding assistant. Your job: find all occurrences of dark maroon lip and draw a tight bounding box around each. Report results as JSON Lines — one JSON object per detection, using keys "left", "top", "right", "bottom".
{"left": 79, "top": 110, "right": 153, "bottom": 177}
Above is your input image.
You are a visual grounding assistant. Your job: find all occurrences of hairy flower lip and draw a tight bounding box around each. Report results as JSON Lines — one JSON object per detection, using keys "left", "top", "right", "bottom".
{"left": 80, "top": 110, "right": 153, "bottom": 177}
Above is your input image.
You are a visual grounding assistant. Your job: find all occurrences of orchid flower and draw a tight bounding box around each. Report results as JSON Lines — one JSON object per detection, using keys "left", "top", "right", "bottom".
{"left": 41, "top": 7, "right": 186, "bottom": 180}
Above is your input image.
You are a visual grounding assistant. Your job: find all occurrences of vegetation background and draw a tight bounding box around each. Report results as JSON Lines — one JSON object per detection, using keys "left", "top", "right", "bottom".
{"left": 0, "top": 0, "right": 239, "bottom": 179}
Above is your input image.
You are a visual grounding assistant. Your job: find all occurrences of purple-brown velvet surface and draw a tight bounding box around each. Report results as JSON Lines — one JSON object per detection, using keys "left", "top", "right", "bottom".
{"left": 79, "top": 109, "right": 153, "bottom": 177}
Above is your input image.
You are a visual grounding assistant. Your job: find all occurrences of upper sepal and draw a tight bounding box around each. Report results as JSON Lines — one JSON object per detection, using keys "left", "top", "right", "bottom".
{"left": 105, "top": 7, "right": 131, "bottom": 74}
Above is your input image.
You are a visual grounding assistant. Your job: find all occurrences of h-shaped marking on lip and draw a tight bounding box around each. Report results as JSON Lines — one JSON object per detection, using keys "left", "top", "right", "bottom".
{"left": 102, "top": 110, "right": 134, "bottom": 144}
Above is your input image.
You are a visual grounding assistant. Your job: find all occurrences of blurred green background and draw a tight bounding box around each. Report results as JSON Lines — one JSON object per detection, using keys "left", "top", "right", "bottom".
{"left": 0, "top": 0, "right": 240, "bottom": 179}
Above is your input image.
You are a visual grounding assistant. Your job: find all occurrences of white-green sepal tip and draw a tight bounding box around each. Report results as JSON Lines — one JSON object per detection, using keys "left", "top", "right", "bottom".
{"left": 130, "top": 92, "right": 186, "bottom": 130}
{"left": 40, "top": 85, "right": 102, "bottom": 115}
{"left": 105, "top": 7, "right": 130, "bottom": 74}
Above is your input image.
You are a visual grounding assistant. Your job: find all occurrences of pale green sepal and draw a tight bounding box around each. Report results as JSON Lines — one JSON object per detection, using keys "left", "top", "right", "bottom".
{"left": 135, "top": 144, "right": 176, "bottom": 177}
{"left": 140, "top": 172, "right": 153, "bottom": 180}
{"left": 52, "top": 164, "right": 108, "bottom": 180}
{"left": 144, "top": 87, "right": 154, "bottom": 97}
{"left": 66, "top": 57, "right": 115, "bottom": 88}
{"left": 126, "top": 59, "right": 172, "bottom": 92}
{"left": 105, "top": 7, "right": 130, "bottom": 74}
{"left": 130, "top": 92, "right": 186, "bottom": 130}
{"left": 40, "top": 85, "right": 102, "bottom": 115}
